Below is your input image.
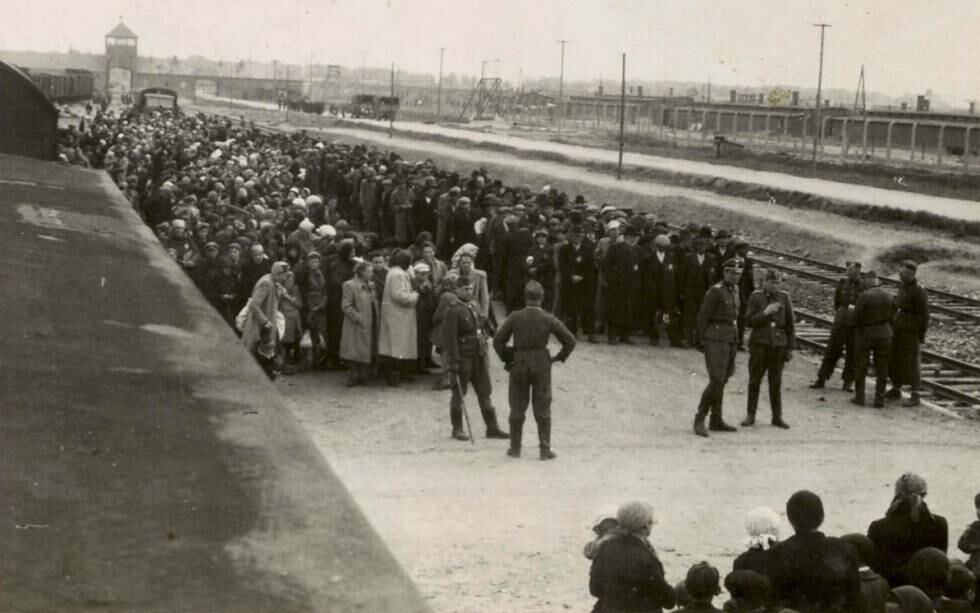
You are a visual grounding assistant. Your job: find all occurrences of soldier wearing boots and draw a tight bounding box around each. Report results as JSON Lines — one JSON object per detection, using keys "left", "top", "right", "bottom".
{"left": 851, "top": 271, "right": 894, "bottom": 408}
{"left": 810, "top": 261, "right": 863, "bottom": 392}
{"left": 693, "top": 259, "right": 741, "bottom": 437}
{"left": 493, "top": 281, "right": 576, "bottom": 460}
{"left": 742, "top": 270, "right": 794, "bottom": 429}
{"left": 886, "top": 260, "right": 929, "bottom": 407}
{"left": 443, "top": 274, "right": 510, "bottom": 442}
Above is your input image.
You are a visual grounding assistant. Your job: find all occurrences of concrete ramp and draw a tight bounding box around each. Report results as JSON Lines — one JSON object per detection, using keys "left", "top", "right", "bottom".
{"left": 0, "top": 153, "right": 429, "bottom": 612}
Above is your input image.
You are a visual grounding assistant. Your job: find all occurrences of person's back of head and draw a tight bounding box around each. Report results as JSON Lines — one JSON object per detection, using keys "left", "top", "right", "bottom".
{"left": 887, "top": 585, "right": 935, "bottom": 613}
{"left": 906, "top": 547, "right": 950, "bottom": 599}
{"left": 685, "top": 562, "right": 721, "bottom": 603}
{"left": 945, "top": 561, "right": 976, "bottom": 603}
{"left": 724, "top": 570, "right": 772, "bottom": 611}
{"left": 786, "top": 490, "right": 824, "bottom": 534}
{"left": 841, "top": 532, "right": 877, "bottom": 568}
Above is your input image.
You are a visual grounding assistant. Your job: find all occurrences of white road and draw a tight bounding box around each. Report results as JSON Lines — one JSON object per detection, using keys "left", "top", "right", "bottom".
{"left": 200, "top": 94, "right": 980, "bottom": 223}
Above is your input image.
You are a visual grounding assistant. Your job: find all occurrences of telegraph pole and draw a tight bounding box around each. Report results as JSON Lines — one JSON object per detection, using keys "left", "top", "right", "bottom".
{"left": 389, "top": 62, "right": 395, "bottom": 138}
{"left": 285, "top": 64, "right": 291, "bottom": 122}
{"left": 617, "top": 53, "right": 626, "bottom": 180}
{"left": 557, "top": 39, "right": 569, "bottom": 134}
{"left": 812, "top": 22, "right": 831, "bottom": 170}
{"left": 437, "top": 47, "right": 445, "bottom": 119}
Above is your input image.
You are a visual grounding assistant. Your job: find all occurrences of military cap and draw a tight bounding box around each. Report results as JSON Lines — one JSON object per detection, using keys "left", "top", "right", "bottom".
{"left": 901, "top": 259, "right": 918, "bottom": 271}
{"left": 722, "top": 258, "right": 740, "bottom": 270}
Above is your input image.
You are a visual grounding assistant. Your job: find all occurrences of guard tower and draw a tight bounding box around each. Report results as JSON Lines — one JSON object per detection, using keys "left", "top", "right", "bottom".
{"left": 104, "top": 21, "right": 138, "bottom": 96}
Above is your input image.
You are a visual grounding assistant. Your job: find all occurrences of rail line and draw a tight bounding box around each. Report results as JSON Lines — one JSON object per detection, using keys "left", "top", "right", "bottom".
{"left": 793, "top": 309, "right": 980, "bottom": 415}
{"left": 748, "top": 245, "right": 980, "bottom": 325}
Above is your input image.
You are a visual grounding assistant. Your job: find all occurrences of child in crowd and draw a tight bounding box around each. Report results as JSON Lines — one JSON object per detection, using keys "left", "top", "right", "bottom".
{"left": 722, "top": 570, "right": 772, "bottom": 613}
{"left": 940, "top": 561, "right": 975, "bottom": 613}
{"left": 583, "top": 506, "right": 620, "bottom": 560}
{"left": 677, "top": 562, "right": 723, "bottom": 612}
{"left": 842, "top": 532, "right": 891, "bottom": 613}
{"left": 957, "top": 494, "right": 980, "bottom": 578}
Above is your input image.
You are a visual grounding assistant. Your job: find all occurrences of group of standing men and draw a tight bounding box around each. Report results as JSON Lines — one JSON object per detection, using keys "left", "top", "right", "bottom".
{"left": 809, "top": 260, "right": 930, "bottom": 408}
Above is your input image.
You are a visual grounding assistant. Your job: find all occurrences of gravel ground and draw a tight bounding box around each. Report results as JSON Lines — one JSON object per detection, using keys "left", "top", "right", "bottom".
{"left": 275, "top": 333, "right": 980, "bottom": 613}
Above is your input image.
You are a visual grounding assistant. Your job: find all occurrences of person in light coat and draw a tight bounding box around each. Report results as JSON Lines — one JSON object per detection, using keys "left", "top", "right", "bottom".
{"left": 241, "top": 261, "right": 290, "bottom": 379}
{"left": 378, "top": 249, "right": 419, "bottom": 385}
{"left": 340, "top": 260, "right": 379, "bottom": 386}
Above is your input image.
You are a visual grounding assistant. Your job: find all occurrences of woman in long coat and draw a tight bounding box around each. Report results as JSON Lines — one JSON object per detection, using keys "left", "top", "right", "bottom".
{"left": 378, "top": 249, "right": 419, "bottom": 385}
{"left": 340, "top": 260, "right": 379, "bottom": 386}
{"left": 241, "top": 261, "right": 289, "bottom": 379}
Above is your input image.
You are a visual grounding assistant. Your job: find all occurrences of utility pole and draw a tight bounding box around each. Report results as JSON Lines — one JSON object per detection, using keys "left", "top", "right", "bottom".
{"left": 389, "top": 62, "right": 395, "bottom": 138}
{"left": 361, "top": 52, "right": 367, "bottom": 88}
{"left": 285, "top": 63, "right": 290, "bottom": 122}
{"left": 557, "top": 39, "right": 569, "bottom": 134}
{"left": 617, "top": 52, "right": 626, "bottom": 180}
{"left": 707, "top": 76, "right": 712, "bottom": 103}
{"left": 812, "top": 22, "right": 831, "bottom": 170}
{"left": 437, "top": 47, "right": 445, "bottom": 120}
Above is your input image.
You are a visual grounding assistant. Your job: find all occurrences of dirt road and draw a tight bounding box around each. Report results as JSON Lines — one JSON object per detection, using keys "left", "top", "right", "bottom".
{"left": 276, "top": 338, "right": 978, "bottom": 613}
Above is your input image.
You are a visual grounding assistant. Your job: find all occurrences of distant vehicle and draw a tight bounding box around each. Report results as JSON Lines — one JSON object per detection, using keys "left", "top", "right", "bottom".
{"left": 348, "top": 94, "right": 399, "bottom": 120}
{"left": 136, "top": 87, "right": 178, "bottom": 112}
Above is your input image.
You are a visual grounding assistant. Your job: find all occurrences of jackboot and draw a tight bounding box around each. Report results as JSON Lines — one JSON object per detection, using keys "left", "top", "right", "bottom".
{"left": 842, "top": 380, "right": 853, "bottom": 392}
{"left": 743, "top": 388, "right": 759, "bottom": 426}
{"left": 884, "top": 386, "right": 902, "bottom": 400}
{"left": 771, "top": 407, "right": 790, "bottom": 429}
{"left": 538, "top": 419, "right": 556, "bottom": 460}
{"left": 901, "top": 392, "right": 921, "bottom": 407}
{"left": 808, "top": 378, "right": 826, "bottom": 390}
{"left": 484, "top": 408, "right": 510, "bottom": 439}
{"left": 693, "top": 416, "right": 709, "bottom": 438}
{"left": 508, "top": 419, "right": 524, "bottom": 458}
{"left": 741, "top": 412, "right": 756, "bottom": 427}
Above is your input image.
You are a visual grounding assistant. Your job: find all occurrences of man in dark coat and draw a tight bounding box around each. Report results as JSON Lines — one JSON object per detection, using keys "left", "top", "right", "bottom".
{"left": 324, "top": 241, "right": 356, "bottom": 369}
{"left": 851, "top": 271, "right": 895, "bottom": 408}
{"left": 741, "top": 270, "right": 794, "bottom": 429}
{"left": 492, "top": 281, "right": 576, "bottom": 460}
{"left": 867, "top": 472, "right": 949, "bottom": 587}
{"left": 442, "top": 275, "right": 509, "bottom": 441}
{"left": 810, "top": 261, "right": 864, "bottom": 392}
{"left": 557, "top": 225, "right": 597, "bottom": 342}
{"left": 602, "top": 225, "right": 642, "bottom": 344}
{"left": 644, "top": 234, "right": 683, "bottom": 346}
{"left": 525, "top": 230, "right": 555, "bottom": 312}
{"left": 767, "top": 490, "right": 862, "bottom": 613}
{"left": 694, "top": 259, "right": 741, "bottom": 437}
{"left": 886, "top": 260, "right": 930, "bottom": 407}
{"left": 734, "top": 241, "right": 755, "bottom": 350}
{"left": 680, "top": 236, "right": 715, "bottom": 349}
{"left": 498, "top": 218, "right": 534, "bottom": 313}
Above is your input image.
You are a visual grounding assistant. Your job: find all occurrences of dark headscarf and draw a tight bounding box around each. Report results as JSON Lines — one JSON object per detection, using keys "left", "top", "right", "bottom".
{"left": 887, "top": 585, "right": 935, "bottom": 613}
{"left": 786, "top": 490, "right": 824, "bottom": 533}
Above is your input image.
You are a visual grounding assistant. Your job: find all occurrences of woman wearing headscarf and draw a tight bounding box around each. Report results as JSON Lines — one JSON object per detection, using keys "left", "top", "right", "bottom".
{"left": 868, "top": 473, "right": 949, "bottom": 587}
{"left": 589, "top": 501, "right": 676, "bottom": 613}
{"left": 733, "top": 506, "right": 781, "bottom": 576}
{"left": 241, "top": 261, "right": 290, "bottom": 379}
{"left": 340, "top": 260, "right": 379, "bottom": 387}
{"left": 378, "top": 249, "right": 419, "bottom": 385}
{"left": 451, "top": 244, "right": 490, "bottom": 321}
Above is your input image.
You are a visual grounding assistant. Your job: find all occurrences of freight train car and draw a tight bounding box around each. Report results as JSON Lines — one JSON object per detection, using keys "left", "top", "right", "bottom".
{"left": 0, "top": 61, "right": 58, "bottom": 159}
{"left": 19, "top": 68, "right": 94, "bottom": 102}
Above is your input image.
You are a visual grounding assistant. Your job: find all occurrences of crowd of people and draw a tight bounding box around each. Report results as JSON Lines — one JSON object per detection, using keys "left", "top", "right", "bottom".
{"left": 587, "top": 476, "right": 980, "bottom": 612}
{"left": 56, "top": 102, "right": 968, "bottom": 612}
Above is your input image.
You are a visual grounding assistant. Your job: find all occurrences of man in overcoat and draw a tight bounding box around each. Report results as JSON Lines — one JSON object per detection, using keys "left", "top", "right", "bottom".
{"left": 851, "top": 271, "right": 894, "bottom": 408}
{"left": 443, "top": 275, "right": 509, "bottom": 442}
{"left": 810, "top": 261, "right": 863, "bottom": 392}
{"left": 557, "top": 225, "right": 597, "bottom": 342}
{"left": 679, "top": 236, "right": 715, "bottom": 348}
{"left": 886, "top": 260, "right": 929, "bottom": 407}
{"left": 602, "top": 226, "right": 642, "bottom": 344}
{"left": 693, "top": 259, "right": 741, "bottom": 437}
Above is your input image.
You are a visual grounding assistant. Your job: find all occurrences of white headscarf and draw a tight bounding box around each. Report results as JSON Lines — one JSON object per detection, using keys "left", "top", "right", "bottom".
{"left": 744, "top": 506, "right": 780, "bottom": 550}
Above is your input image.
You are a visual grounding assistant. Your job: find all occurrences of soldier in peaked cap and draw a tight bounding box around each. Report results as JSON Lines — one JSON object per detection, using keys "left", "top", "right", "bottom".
{"left": 741, "top": 269, "right": 794, "bottom": 429}
{"left": 693, "top": 258, "right": 741, "bottom": 437}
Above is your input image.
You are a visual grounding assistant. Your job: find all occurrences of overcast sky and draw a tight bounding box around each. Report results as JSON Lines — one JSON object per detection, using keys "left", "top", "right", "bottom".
{"left": 5, "top": 0, "right": 978, "bottom": 102}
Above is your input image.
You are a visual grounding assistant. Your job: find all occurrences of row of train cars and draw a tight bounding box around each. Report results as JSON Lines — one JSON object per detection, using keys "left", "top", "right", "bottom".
{"left": 20, "top": 67, "right": 96, "bottom": 102}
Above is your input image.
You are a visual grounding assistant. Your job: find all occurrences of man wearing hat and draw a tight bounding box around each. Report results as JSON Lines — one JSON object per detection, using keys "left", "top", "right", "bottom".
{"left": 810, "top": 261, "right": 863, "bottom": 392}
{"left": 679, "top": 236, "right": 715, "bottom": 348}
{"left": 526, "top": 229, "right": 556, "bottom": 311}
{"left": 644, "top": 233, "right": 683, "bottom": 347}
{"left": 733, "top": 241, "right": 755, "bottom": 350}
{"left": 436, "top": 186, "right": 461, "bottom": 259}
{"left": 602, "top": 225, "right": 641, "bottom": 344}
{"left": 693, "top": 259, "right": 742, "bottom": 436}
{"left": 297, "top": 251, "right": 329, "bottom": 368}
{"left": 442, "top": 274, "right": 509, "bottom": 441}
{"left": 679, "top": 562, "right": 722, "bottom": 612}
{"left": 557, "top": 225, "right": 597, "bottom": 343}
{"left": 741, "top": 270, "right": 794, "bottom": 429}
{"left": 710, "top": 230, "right": 736, "bottom": 282}
{"left": 887, "top": 260, "right": 929, "bottom": 407}
{"left": 851, "top": 271, "right": 894, "bottom": 408}
{"left": 493, "top": 281, "right": 576, "bottom": 460}
{"left": 498, "top": 216, "right": 533, "bottom": 313}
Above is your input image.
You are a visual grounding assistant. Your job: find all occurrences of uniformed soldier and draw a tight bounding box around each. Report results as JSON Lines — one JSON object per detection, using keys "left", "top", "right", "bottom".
{"left": 442, "top": 274, "right": 510, "bottom": 441}
{"left": 810, "top": 261, "right": 863, "bottom": 392}
{"left": 851, "top": 271, "right": 895, "bottom": 408}
{"left": 493, "top": 281, "right": 576, "bottom": 460}
{"left": 886, "top": 260, "right": 929, "bottom": 407}
{"left": 694, "top": 259, "right": 741, "bottom": 437}
{"left": 742, "top": 270, "right": 794, "bottom": 429}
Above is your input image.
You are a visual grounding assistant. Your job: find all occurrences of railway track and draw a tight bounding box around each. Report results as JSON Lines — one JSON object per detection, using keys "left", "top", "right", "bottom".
{"left": 793, "top": 309, "right": 980, "bottom": 416}
{"left": 748, "top": 245, "right": 980, "bottom": 326}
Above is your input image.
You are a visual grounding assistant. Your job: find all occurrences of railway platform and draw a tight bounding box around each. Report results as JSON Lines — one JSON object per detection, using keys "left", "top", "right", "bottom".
{"left": 0, "top": 153, "right": 429, "bottom": 612}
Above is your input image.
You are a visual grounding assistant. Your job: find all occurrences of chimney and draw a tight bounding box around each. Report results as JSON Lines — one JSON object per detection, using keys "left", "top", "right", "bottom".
{"left": 758, "top": 93, "right": 765, "bottom": 105}
{"left": 916, "top": 95, "right": 930, "bottom": 111}
{"left": 970, "top": 101, "right": 976, "bottom": 115}
{"left": 637, "top": 85, "right": 643, "bottom": 97}
{"left": 668, "top": 87, "right": 674, "bottom": 97}
{"left": 791, "top": 91, "right": 799, "bottom": 106}
{"left": 730, "top": 89, "right": 737, "bottom": 103}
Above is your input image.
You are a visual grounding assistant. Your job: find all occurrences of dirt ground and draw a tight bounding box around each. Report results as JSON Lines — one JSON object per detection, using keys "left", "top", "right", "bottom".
{"left": 215, "top": 110, "right": 980, "bottom": 611}
{"left": 276, "top": 337, "right": 979, "bottom": 613}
